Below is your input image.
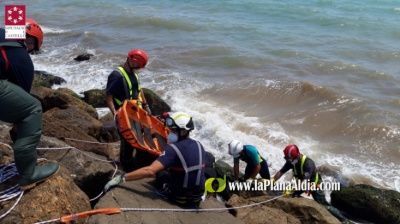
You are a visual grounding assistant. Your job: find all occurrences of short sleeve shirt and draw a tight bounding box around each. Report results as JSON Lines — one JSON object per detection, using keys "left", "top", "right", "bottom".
{"left": 157, "top": 138, "right": 206, "bottom": 193}
{"left": 234, "top": 145, "right": 262, "bottom": 165}
{"left": 105, "top": 68, "right": 139, "bottom": 109}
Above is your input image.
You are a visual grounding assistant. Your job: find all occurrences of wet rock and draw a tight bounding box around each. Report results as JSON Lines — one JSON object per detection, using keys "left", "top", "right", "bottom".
{"left": 33, "top": 70, "right": 66, "bottom": 88}
{"left": 74, "top": 53, "right": 93, "bottom": 61}
{"left": 331, "top": 184, "right": 400, "bottom": 224}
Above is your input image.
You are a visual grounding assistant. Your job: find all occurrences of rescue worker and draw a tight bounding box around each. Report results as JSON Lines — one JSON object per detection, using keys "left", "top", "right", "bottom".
{"left": 104, "top": 112, "right": 206, "bottom": 207}
{"left": 273, "top": 144, "right": 347, "bottom": 222}
{"left": 7, "top": 18, "right": 44, "bottom": 143}
{"left": 25, "top": 18, "right": 44, "bottom": 54}
{"left": 105, "top": 48, "right": 152, "bottom": 172}
{"left": 0, "top": 28, "right": 59, "bottom": 190}
{"left": 228, "top": 140, "right": 270, "bottom": 183}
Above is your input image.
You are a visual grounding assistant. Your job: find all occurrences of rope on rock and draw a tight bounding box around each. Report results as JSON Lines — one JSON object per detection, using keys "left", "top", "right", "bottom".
{"left": 34, "top": 195, "right": 285, "bottom": 223}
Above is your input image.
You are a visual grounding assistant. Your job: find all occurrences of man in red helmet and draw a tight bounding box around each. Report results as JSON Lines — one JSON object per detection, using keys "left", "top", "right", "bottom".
{"left": 273, "top": 144, "right": 347, "bottom": 222}
{"left": 6, "top": 18, "right": 45, "bottom": 144}
{"left": 106, "top": 48, "right": 152, "bottom": 172}
{"left": 25, "top": 18, "right": 43, "bottom": 54}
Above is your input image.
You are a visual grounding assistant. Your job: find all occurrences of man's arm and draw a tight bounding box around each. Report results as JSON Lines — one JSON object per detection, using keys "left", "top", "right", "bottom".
{"left": 125, "top": 160, "right": 165, "bottom": 181}
{"left": 233, "top": 162, "right": 239, "bottom": 180}
{"left": 250, "top": 164, "right": 261, "bottom": 179}
{"left": 106, "top": 94, "right": 117, "bottom": 115}
{"left": 273, "top": 170, "right": 284, "bottom": 181}
{"left": 273, "top": 161, "right": 291, "bottom": 181}
{"left": 103, "top": 160, "right": 165, "bottom": 192}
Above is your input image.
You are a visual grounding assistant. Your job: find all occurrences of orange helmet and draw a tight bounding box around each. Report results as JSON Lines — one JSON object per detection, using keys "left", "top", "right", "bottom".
{"left": 283, "top": 144, "right": 300, "bottom": 159}
{"left": 127, "top": 49, "right": 148, "bottom": 68}
{"left": 25, "top": 18, "right": 43, "bottom": 51}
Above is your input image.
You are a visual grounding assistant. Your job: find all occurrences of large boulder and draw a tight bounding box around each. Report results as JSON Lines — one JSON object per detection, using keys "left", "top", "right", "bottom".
{"left": 83, "top": 89, "right": 107, "bottom": 108}
{"left": 142, "top": 88, "right": 171, "bottom": 115}
{"left": 226, "top": 194, "right": 341, "bottom": 224}
{"left": 37, "top": 136, "right": 117, "bottom": 201}
{"left": 331, "top": 184, "right": 400, "bottom": 224}
{"left": 227, "top": 194, "right": 300, "bottom": 224}
{"left": 0, "top": 166, "right": 91, "bottom": 224}
{"left": 31, "top": 86, "right": 98, "bottom": 119}
{"left": 33, "top": 70, "right": 66, "bottom": 88}
{"left": 88, "top": 178, "right": 244, "bottom": 224}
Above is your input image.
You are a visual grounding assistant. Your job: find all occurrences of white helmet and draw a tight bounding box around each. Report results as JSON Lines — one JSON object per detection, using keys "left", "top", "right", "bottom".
{"left": 228, "top": 140, "right": 243, "bottom": 158}
{"left": 165, "top": 112, "right": 194, "bottom": 130}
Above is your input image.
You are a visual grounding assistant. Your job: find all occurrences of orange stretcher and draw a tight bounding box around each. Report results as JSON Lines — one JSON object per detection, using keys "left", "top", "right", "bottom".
{"left": 116, "top": 100, "right": 170, "bottom": 156}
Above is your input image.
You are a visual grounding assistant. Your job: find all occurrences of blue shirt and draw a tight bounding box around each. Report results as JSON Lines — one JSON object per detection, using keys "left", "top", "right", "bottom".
{"left": 233, "top": 145, "right": 263, "bottom": 165}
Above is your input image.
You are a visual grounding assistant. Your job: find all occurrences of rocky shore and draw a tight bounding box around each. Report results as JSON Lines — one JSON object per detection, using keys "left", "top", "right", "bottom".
{"left": 0, "top": 70, "right": 399, "bottom": 224}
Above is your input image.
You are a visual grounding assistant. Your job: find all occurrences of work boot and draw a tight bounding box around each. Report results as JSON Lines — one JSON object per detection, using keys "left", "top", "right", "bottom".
{"left": 15, "top": 153, "right": 59, "bottom": 190}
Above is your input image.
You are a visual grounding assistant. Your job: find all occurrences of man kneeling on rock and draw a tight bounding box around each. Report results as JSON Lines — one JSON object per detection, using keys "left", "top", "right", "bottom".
{"left": 104, "top": 112, "right": 206, "bottom": 207}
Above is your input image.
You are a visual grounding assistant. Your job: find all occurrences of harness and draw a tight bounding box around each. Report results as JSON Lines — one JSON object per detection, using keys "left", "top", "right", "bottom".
{"left": 293, "top": 155, "right": 320, "bottom": 185}
{"left": 113, "top": 66, "right": 143, "bottom": 107}
{"left": 169, "top": 142, "right": 204, "bottom": 188}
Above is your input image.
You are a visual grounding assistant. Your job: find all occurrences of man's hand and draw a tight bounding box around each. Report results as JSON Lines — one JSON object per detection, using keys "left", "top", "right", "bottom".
{"left": 103, "top": 172, "right": 126, "bottom": 193}
{"left": 143, "top": 104, "right": 151, "bottom": 116}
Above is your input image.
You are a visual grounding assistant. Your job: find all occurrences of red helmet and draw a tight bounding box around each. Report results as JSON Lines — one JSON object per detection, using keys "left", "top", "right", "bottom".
{"left": 127, "top": 49, "right": 148, "bottom": 68}
{"left": 25, "top": 18, "right": 43, "bottom": 50}
{"left": 283, "top": 144, "right": 300, "bottom": 159}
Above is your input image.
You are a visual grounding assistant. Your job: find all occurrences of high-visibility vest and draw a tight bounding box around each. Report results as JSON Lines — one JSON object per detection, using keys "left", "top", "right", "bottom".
{"left": 113, "top": 66, "right": 143, "bottom": 107}
{"left": 293, "top": 155, "right": 319, "bottom": 185}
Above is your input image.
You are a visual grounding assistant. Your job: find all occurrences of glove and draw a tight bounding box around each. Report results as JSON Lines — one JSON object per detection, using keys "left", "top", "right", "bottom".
{"left": 143, "top": 104, "right": 151, "bottom": 116}
{"left": 103, "top": 172, "right": 126, "bottom": 193}
{"left": 283, "top": 189, "right": 293, "bottom": 196}
{"left": 246, "top": 178, "right": 254, "bottom": 184}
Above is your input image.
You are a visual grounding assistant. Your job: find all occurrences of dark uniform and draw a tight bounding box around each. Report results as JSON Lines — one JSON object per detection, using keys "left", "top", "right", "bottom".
{"left": 157, "top": 138, "right": 206, "bottom": 206}
{"left": 279, "top": 155, "right": 346, "bottom": 221}
{"left": 0, "top": 28, "right": 41, "bottom": 156}
{"left": 0, "top": 28, "right": 58, "bottom": 189}
{"left": 106, "top": 67, "right": 145, "bottom": 171}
